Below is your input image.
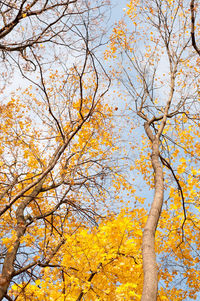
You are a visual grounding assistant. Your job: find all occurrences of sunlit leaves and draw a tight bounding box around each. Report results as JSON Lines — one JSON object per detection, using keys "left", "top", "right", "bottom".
{"left": 10, "top": 210, "right": 145, "bottom": 300}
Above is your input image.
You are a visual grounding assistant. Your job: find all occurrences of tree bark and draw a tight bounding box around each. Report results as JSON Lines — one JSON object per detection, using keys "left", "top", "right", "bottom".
{"left": 141, "top": 129, "right": 164, "bottom": 301}
{"left": 190, "top": 0, "right": 200, "bottom": 56}
{"left": 0, "top": 181, "right": 44, "bottom": 300}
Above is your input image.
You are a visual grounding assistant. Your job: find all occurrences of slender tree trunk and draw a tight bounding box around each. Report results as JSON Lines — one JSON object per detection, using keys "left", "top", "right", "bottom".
{"left": 0, "top": 181, "right": 44, "bottom": 300}
{"left": 141, "top": 133, "right": 164, "bottom": 301}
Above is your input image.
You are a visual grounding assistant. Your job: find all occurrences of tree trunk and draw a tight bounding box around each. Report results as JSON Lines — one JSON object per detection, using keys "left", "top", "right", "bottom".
{"left": 141, "top": 135, "right": 164, "bottom": 301}
{"left": 0, "top": 181, "right": 44, "bottom": 300}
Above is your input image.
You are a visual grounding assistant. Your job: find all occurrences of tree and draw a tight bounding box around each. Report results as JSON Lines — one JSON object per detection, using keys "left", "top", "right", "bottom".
{"left": 0, "top": 1, "right": 117, "bottom": 300}
{"left": 106, "top": 0, "right": 200, "bottom": 299}
{"left": 9, "top": 209, "right": 146, "bottom": 300}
